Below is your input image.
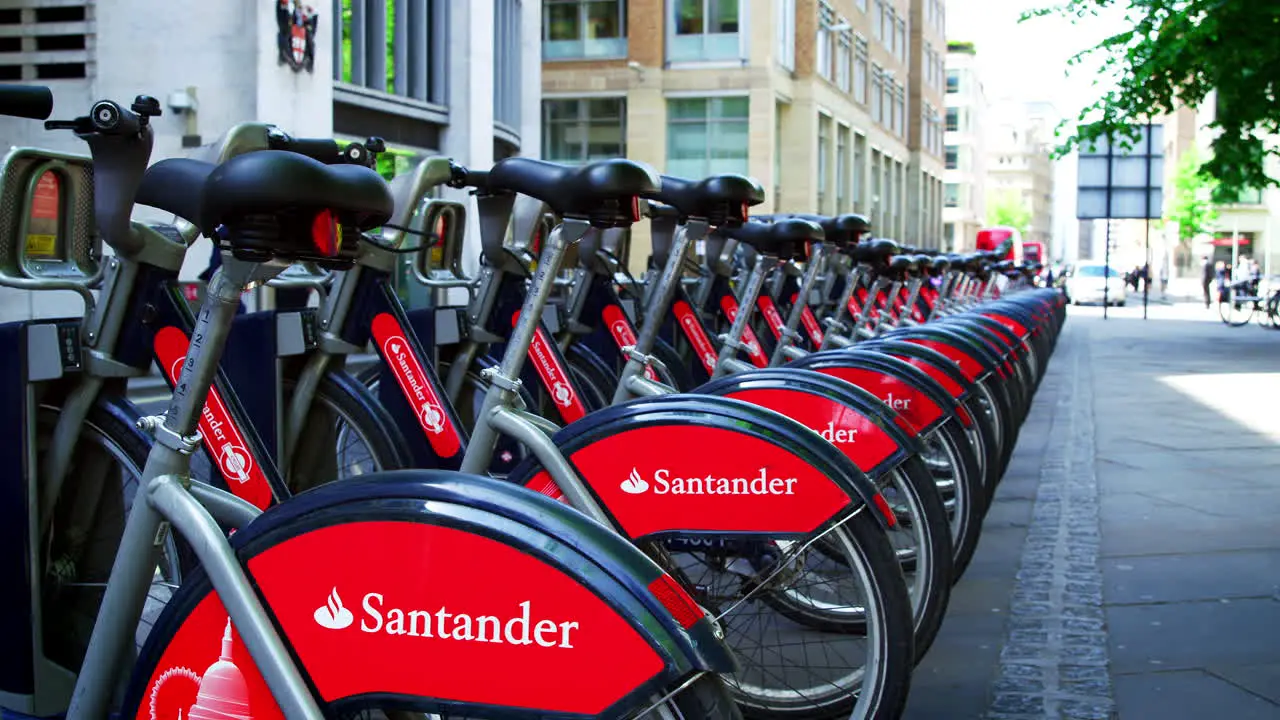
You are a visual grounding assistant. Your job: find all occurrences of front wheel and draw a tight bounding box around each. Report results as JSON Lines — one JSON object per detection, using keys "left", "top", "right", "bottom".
{"left": 1219, "top": 288, "right": 1254, "bottom": 326}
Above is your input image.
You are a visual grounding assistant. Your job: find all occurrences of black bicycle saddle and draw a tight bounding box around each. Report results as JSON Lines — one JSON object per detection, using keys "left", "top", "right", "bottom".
{"left": 647, "top": 173, "right": 765, "bottom": 226}
{"left": 485, "top": 157, "right": 661, "bottom": 227}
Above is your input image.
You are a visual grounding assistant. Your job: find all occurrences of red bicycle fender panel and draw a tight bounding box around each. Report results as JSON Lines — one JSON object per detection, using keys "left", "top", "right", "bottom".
{"left": 756, "top": 296, "right": 785, "bottom": 340}
{"left": 673, "top": 300, "right": 720, "bottom": 376}
{"left": 722, "top": 388, "right": 897, "bottom": 471}
{"left": 154, "top": 326, "right": 273, "bottom": 510}
{"left": 719, "top": 296, "right": 769, "bottom": 368}
{"left": 982, "top": 312, "right": 1028, "bottom": 339}
{"left": 811, "top": 366, "right": 943, "bottom": 434}
{"left": 790, "top": 293, "right": 825, "bottom": 346}
{"left": 901, "top": 338, "right": 985, "bottom": 382}
{"left": 564, "top": 425, "right": 852, "bottom": 539}
{"left": 371, "top": 313, "right": 463, "bottom": 458}
{"left": 512, "top": 312, "right": 587, "bottom": 424}
{"left": 886, "top": 357, "right": 973, "bottom": 427}
{"left": 246, "top": 521, "right": 663, "bottom": 713}
{"left": 129, "top": 593, "right": 286, "bottom": 720}
{"left": 602, "top": 304, "right": 658, "bottom": 381}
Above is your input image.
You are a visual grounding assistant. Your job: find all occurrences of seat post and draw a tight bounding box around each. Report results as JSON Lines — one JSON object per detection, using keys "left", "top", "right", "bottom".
{"left": 460, "top": 218, "right": 590, "bottom": 475}
{"left": 770, "top": 242, "right": 827, "bottom": 366}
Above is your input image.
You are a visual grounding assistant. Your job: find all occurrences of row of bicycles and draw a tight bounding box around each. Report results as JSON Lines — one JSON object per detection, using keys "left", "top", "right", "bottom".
{"left": 1218, "top": 278, "right": 1280, "bottom": 328}
{"left": 0, "top": 85, "right": 1064, "bottom": 720}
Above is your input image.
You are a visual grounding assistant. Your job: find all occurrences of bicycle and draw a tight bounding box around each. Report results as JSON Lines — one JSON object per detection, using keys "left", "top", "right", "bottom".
{"left": 0, "top": 84, "right": 742, "bottom": 720}
{"left": 1218, "top": 277, "right": 1280, "bottom": 328}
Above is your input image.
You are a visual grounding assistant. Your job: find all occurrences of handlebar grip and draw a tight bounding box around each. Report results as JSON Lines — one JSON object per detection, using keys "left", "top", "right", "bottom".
{"left": 273, "top": 136, "right": 341, "bottom": 163}
{"left": 0, "top": 85, "right": 54, "bottom": 120}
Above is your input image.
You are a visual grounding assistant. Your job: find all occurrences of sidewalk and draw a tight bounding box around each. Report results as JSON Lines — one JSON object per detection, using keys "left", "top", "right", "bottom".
{"left": 904, "top": 302, "right": 1280, "bottom": 719}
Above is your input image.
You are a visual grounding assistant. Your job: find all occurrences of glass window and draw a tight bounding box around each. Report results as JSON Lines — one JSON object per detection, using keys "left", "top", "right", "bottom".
{"left": 670, "top": 0, "right": 742, "bottom": 62}
{"left": 854, "top": 36, "right": 869, "bottom": 104}
{"left": 544, "top": 0, "right": 627, "bottom": 59}
{"left": 945, "top": 145, "right": 958, "bottom": 169}
{"left": 543, "top": 97, "right": 627, "bottom": 163}
{"left": 873, "top": 0, "right": 883, "bottom": 41}
{"left": 836, "top": 31, "right": 851, "bottom": 91}
{"left": 816, "top": 3, "right": 833, "bottom": 79}
{"left": 818, "top": 117, "right": 830, "bottom": 212}
{"left": 836, "top": 125, "right": 849, "bottom": 211}
{"left": 870, "top": 65, "right": 882, "bottom": 123}
{"left": 945, "top": 183, "right": 959, "bottom": 207}
{"left": 945, "top": 107, "right": 958, "bottom": 132}
{"left": 946, "top": 69, "right": 960, "bottom": 93}
{"left": 667, "top": 96, "right": 750, "bottom": 178}
{"left": 774, "top": 103, "right": 785, "bottom": 203}
{"left": 883, "top": 7, "right": 894, "bottom": 52}
{"left": 776, "top": 0, "right": 796, "bottom": 70}
{"left": 857, "top": 0, "right": 868, "bottom": 11}
{"left": 895, "top": 19, "right": 906, "bottom": 62}
{"left": 853, "top": 133, "right": 866, "bottom": 207}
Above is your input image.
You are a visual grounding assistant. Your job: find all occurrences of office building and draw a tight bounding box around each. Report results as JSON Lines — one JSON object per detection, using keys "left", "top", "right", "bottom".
{"left": 541, "top": 0, "right": 948, "bottom": 266}
{"left": 985, "top": 98, "right": 1055, "bottom": 251}
{"left": 941, "top": 40, "right": 986, "bottom": 251}
{"left": 0, "top": 0, "right": 541, "bottom": 322}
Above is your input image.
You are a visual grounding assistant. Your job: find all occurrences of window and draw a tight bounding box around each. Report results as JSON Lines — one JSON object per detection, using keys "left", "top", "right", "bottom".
{"left": 667, "top": 96, "right": 749, "bottom": 177}
{"left": 944, "top": 222, "right": 954, "bottom": 248}
{"left": 837, "top": 125, "right": 850, "bottom": 211}
{"left": 870, "top": 65, "right": 883, "bottom": 123}
{"left": 923, "top": 44, "right": 932, "bottom": 86}
{"left": 669, "top": 0, "right": 742, "bottom": 62}
{"left": 544, "top": 0, "right": 627, "bottom": 59}
{"left": 883, "top": 7, "right": 894, "bottom": 54}
{"left": 894, "top": 87, "right": 904, "bottom": 136}
{"left": 816, "top": 1, "right": 834, "bottom": 79}
{"left": 946, "top": 69, "right": 960, "bottom": 93}
{"left": 836, "top": 29, "right": 852, "bottom": 92}
{"left": 854, "top": 36, "right": 869, "bottom": 104}
{"left": 945, "top": 107, "right": 958, "bottom": 132}
{"left": 818, "top": 117, "right": 830, "bottom": 211}
{"left": 854, "top": 133, "right": 866, "bottom": 207}
{"left": 774, "top": 103, "right": 785, "bottom": 203}
{"left": 945, "top": 145, "right": 958, "bottom": 169}
{"left": 857, "top": 0, "right": 868, "bottom": 11}
{"left": 338, "top": 0, "right": 447, "bottom": 104}
{"left": 945, "top": 183, "right": 959, "bottom": 207}
{"left": 776, "top": 0, "right": 796, "bottom": 70}
{"left": 871, "top": 150, "right": 883, "bottom": 227}
{"left": 544, "top": 97, "right": 627, "bottom": 163}
{"left": 895, "top": 19, "right": 906, "bottom": 62}
{"left": 873, "top": 0, "right": 883, "bottom": 41}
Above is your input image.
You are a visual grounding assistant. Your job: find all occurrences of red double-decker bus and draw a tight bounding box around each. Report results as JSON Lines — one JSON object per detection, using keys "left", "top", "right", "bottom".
{"left": 975, "top": 226, "right": 1024, "bottom": 262}
{"left": 1022, "top": 241, "right": 1045, "bottom": 264}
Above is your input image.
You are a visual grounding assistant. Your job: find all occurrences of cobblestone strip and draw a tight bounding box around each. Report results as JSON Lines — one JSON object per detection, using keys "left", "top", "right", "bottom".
{"left": 987, "top": 331, "right": 1117, "bottom": 720}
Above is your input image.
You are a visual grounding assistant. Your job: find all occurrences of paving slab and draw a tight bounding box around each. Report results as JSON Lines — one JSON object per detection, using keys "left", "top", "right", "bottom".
{"left": 1113, "top": 669, "right": 1280, "bottom": 720}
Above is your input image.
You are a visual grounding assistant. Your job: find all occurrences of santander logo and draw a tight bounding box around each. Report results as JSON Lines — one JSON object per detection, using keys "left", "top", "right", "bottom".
{"left": 381, "top": 335, "right": 446, "bottom": 435}
{"left": 314, "top": 587, "right": 354, "bottom": 630}
{"left": 312, "top": 587, "right": 582, "bottom": 649}
{"left": 819, "top": 421, "right": 859, "bottom": 444}
{"left": 551, "top": 381, "right": 573, "bottom": 408}
{"left": 620, "top": 468, "right": 650, "bottom": 494}
{"left": 168, "top": 356, "right": 254, "bottom": 485}
{"left": 619, "top": 467, "right": 797, "bottom": 496}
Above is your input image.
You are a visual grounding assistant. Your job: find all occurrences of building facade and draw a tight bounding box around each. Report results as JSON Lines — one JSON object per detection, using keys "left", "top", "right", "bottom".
{"left": 541, "top": 0, "right": 947, "bottom": 267}
{"left": 941, "top": 41, "right": 985, "bottom": 251}
{"left": 985, "top": 99, "right": 1055, "bottom": 251}
{"left": 1158, "top": 94, "right": 1279, "bottom": 280}
{"left": 0, "top": 0, "right": 541, "bottom": 322}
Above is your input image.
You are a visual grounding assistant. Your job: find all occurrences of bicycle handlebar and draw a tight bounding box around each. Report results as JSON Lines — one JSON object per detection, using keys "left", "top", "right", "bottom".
{"left": 0, "top": 84, "right": 54, "bottom": 120}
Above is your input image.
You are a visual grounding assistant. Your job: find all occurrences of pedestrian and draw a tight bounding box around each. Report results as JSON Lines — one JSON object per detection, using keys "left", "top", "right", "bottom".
{"left": 1201, "top": 255, "right": 1214, "bottom": 308}
{"left": 1159, "top": 263, "right": 1169, "bottom": 295}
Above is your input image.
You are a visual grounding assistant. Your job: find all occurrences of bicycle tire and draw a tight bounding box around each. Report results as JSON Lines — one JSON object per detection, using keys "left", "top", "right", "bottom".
{"left": 724, "top": 509, "right": 914, "bottom": 719}
{"left": 37, "top": 401, "right": 181, "bottom": 695}
{"left": 922, "top": 421, "right": 985, "bottom": 580}
{"left": 763, "top": 457, "right": 952, "bottom": 663}
{"left": 284, "top": 372, "right": 411, "bottom": 493}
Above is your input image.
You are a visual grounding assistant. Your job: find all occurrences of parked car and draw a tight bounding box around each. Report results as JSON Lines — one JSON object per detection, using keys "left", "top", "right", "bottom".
{"left": 1066, "top": 263, "right": 1127, "bottom": 306}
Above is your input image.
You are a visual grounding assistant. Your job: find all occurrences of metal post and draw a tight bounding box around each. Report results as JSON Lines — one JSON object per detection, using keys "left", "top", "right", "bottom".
{"left": 1102, "top": 129, "right": 1115, "bottom": 319}
{"left": 1143, "top": 121, "right": 1152, "bottom": 319}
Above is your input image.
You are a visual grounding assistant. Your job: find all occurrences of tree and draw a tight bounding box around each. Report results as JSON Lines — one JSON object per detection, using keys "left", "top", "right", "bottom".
{"left": 986, "top": 189, "right": 1033, "bottom": 234}
{"left": 1168, "top": 146, "right": 1218, "bottom": 243}
{"left": 1023, "top": 0, "right": 1280, "bottom": 197}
